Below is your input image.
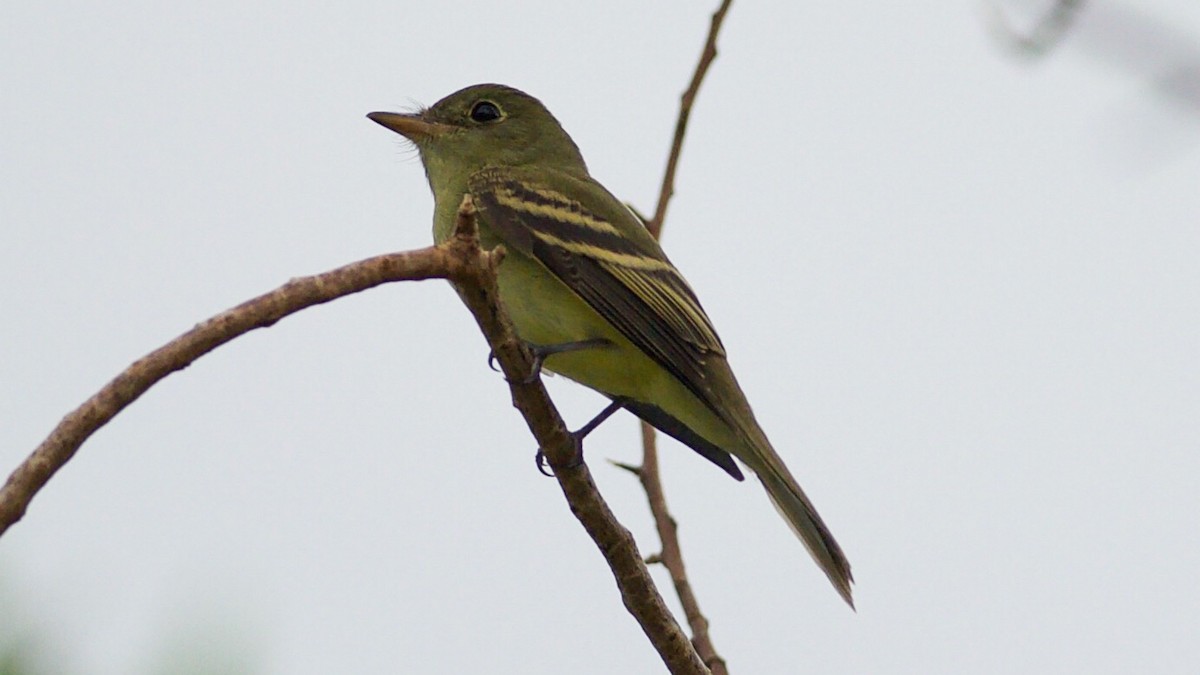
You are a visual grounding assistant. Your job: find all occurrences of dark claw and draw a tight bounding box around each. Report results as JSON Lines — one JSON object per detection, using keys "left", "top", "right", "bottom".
{"left": 487, "top": 348, "right": 541, "bottom": 382}
{"left": 534, "top": 434, "right": 585, "bottom": 478}
{"left": 518, "top": 351, "right": 548, "bottom": 385}
{"left": 492, "top": 350, "right": 546, "bottom": 385}
{"left": 525, "top": 338, "right": 611, "bottom": 383}
{"left": 491, "top": 338, "right": 612, "bottom": 384}
{"left": 531, "top": 398, "right": 626, "bottom": 478}
{"left": 535, "top": 449, "right": 554, "bottom": 477}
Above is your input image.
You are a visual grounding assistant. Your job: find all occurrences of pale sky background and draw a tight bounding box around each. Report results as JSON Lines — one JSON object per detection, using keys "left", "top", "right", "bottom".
{"left": 2, "top": 1, "right": 1198, "bottom": 673}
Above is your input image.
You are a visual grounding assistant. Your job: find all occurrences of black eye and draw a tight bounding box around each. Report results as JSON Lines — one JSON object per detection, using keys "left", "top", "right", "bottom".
{"left": 469, "top": 100, "right": 503, "bottom": 123}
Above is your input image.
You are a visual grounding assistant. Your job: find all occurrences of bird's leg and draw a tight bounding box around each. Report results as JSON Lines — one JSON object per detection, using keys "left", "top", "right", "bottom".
{"left": 536, "top": 397, "right": 628, "bottom": 476}
{"left": 488, "top": 337, "right": 612, "bottom": 384}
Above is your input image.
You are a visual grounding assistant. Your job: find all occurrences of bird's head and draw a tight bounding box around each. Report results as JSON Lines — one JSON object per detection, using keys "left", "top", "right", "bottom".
{"left": 368, "top": 84, "right": 588, "bottom": 193}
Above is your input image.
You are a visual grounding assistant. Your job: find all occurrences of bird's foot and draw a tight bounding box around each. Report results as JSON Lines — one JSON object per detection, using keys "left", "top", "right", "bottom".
{"left": 533, "top": 398, "right": 628, "bottom": 477}
{"left": 488, "top": 338, "right": 612, "bottom": 384}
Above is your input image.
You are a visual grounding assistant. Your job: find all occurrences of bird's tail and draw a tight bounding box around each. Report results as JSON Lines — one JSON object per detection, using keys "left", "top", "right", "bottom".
{"left": 691, "top": 357, "right": 854, "bottom": 606}
{"left": 751, "top": 451, "right": 855, "bottom": 608}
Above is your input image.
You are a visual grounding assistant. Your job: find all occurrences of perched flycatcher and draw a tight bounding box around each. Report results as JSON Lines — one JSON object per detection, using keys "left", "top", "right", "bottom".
{"left": 369, "top": 84, "right": 853, "bottom": 607}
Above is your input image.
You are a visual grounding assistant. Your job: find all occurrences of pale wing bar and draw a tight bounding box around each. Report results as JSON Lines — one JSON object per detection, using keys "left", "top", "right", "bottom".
{"left": 470, "top": 172, "right": 734, "bottom": 429}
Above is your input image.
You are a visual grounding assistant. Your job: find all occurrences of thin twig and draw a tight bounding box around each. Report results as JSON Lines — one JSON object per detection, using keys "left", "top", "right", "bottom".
{"left": 640, "top": 423, "right": 728, "bottom": 675}
{"left": 647, "top": 0, "right": 734, "bottom": 238}
{"left": 636, "top": 1, "right": 734, "bottom": 673}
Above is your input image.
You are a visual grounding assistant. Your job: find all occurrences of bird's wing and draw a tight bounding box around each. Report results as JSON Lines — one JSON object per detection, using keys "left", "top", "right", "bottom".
{"left": 468, "top": 167, "right": 726, "bottom": 414}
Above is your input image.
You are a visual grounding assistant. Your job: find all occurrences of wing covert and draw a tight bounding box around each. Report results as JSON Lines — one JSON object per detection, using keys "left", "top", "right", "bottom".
{"left": 469, "top": 168, "right": 727, "bottom": 415}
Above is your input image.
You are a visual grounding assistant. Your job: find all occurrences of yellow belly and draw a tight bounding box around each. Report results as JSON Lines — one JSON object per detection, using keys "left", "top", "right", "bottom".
{"left": 494, "top": 252, "right": 741, "bottom": 452}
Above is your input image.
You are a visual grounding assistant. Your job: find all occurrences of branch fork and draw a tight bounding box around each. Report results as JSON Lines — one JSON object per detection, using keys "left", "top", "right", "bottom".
{"left": 2, "top": 1, "right": 738, "bottom": 671}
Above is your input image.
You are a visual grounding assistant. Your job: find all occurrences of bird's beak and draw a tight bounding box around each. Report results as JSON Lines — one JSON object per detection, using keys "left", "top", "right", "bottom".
{"left": 366, "top": 111, "right": 454, "bottom": 142}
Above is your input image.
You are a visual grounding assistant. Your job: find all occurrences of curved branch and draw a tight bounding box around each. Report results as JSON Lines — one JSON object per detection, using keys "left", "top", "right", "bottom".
{"left": 0, "top": 198, "right": 709, "bottom": 674}
{"left": 0, "top": 246, "right": 450, "bottom": 536}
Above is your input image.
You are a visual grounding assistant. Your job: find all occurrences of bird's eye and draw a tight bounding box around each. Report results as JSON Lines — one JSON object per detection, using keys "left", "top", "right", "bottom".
{"left": 469, "top": 100, "right": 503, "bottom": 123}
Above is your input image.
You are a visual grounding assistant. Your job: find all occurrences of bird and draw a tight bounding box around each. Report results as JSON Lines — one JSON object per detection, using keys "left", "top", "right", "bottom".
{"left": 368, "top": 84, "right": 853, "bottom": 607}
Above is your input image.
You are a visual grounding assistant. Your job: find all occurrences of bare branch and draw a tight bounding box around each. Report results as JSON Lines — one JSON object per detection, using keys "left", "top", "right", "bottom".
{"left": 647, "top": 0, "right": 734, "bottom": 238}
{"left": 639, "top": 424, "right": 728, "bottom": 675}
{"left": 0, "top": 247, "right": 450, "bottom": 536}
{"left": 0, "top": 198, "right": 709, "bottom": 674}
{"left": 5, "top": 3, "right": 746, "bottom": 667}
